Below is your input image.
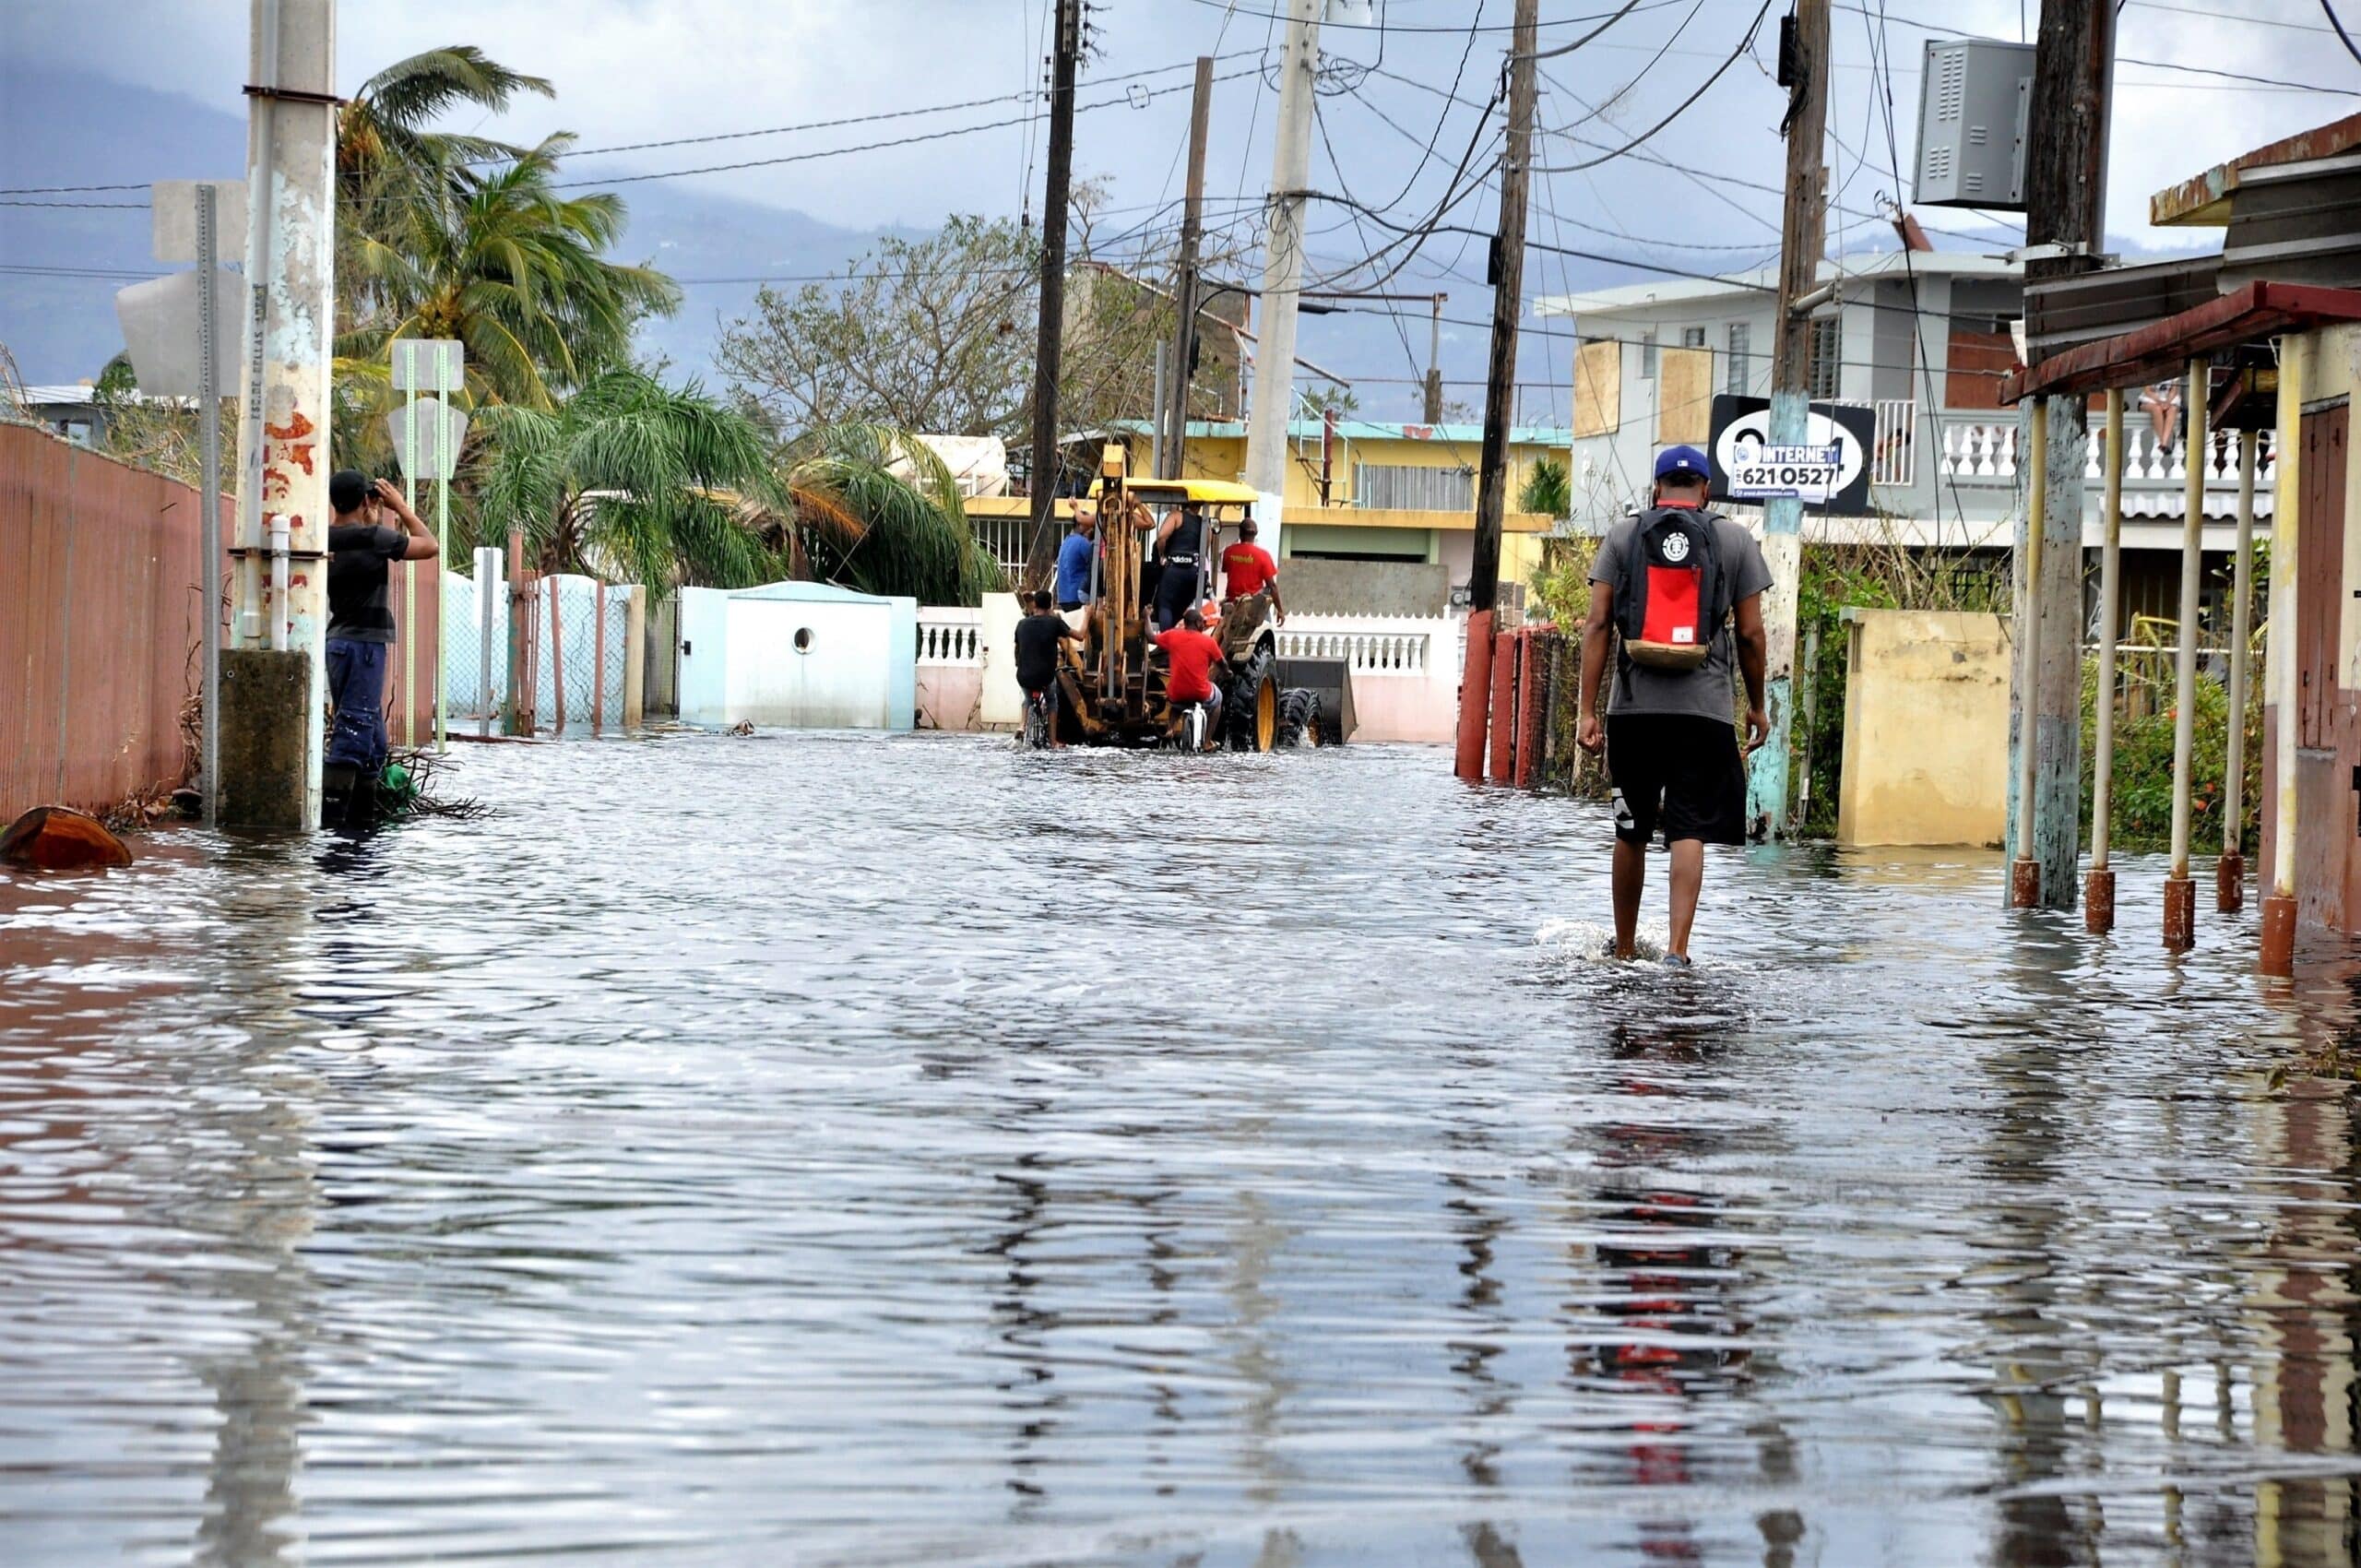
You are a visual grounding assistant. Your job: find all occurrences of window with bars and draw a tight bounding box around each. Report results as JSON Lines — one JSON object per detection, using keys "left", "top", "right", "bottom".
{"left": 1680, "top": 326, "right": 1706, "bottom": 350}
{"left": 1354, "top": 462, "right": 1475, "bottom": 512}
{"left": 1640, "top": 329, "right": 1657, "bottom": 381}
{"left": 1726, "top": 323, "right": 1750, "bottom": 396}
{"left": 1806, "top": 317, "right": 1841, "bottom": 400}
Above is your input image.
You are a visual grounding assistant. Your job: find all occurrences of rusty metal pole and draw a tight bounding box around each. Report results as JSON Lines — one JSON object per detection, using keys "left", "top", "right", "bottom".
{"left": 2164, "top": 355, "right": 2209, "bottom": 953}
{"left": 1487, "top": 627, "right": 1518, "bottom": 784}
{"left": 1514, "top": 626, "right": 1545, "bottom": 789}
{"left": 2011, "top": 398, "right": 2049, "bottom": 909}
{"left": 2087, "top": 387, "right": 2124, "bottom": 932}
{"left": 2260, "top": 339, "right": 2304, "bottom": 975}
{"left": 593, "top": 580, "right": 607, "bottom": 738}
{"left": 2219, "top": 427, "right": 2258, "bottom": 910}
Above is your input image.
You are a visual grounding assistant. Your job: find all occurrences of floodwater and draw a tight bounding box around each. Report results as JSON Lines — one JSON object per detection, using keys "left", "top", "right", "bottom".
{"left": 4, "top": 734, "right": 2359, "bottom": 1567}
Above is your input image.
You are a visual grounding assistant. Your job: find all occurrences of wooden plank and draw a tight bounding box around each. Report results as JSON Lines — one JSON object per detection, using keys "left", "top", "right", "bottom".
{"left": 1572, "top": 339, "right": 1619, "bottom": 439}
{"left": 1656, "top": 347, "right": 1713, "bottom": 444}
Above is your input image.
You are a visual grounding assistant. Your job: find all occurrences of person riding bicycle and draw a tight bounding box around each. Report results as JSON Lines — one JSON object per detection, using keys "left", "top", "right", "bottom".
{"left": 1151, "top": 605, "right": 1225, "bottom": 749}
{"left": 1014, "top": 589, "right": 1085, "bottom": 747}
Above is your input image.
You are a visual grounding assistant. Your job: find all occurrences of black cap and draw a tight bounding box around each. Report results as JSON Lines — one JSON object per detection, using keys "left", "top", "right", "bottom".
{"left": 329, "top": 469, "right": 371, "bottom": 514}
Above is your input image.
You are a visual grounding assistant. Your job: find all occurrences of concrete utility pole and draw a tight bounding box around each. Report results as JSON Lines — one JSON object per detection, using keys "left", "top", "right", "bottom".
{"left": 2011, "top": 0, "right": 2117, "bottom": 909}
{"left": 1022, "top": 0, "right": 1084, "bottom": 586}
{"left": 1453, "top": 0, "right": 1540, "bottom": 782}
{"left": 1743, "top": 0, "right": 1828, "bottom": 839}
{"left": 1242, "top": 0, "right": 1322, "bottom": 530}
{"left": 1159, "top": 56, "right": 1216, "bottom": 481}
{"left": 219, "top": 0, "right": 335, "bottom": 829}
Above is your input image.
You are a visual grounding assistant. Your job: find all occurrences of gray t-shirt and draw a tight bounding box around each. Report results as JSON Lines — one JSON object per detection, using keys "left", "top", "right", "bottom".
{"left": 1588, "top": 509, "right": 1773, "bottom": 721}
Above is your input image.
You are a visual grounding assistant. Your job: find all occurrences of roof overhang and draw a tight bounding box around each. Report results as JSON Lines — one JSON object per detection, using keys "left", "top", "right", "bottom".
{"left": 2000, "top": 281, "right": 2361, "bottom": 403}
{"left": 2151, "top": 112, "right": 2361, "bottom": 227}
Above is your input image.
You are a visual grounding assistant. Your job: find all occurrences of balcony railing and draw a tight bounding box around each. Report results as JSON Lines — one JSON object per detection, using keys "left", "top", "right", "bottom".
{"left": 1927, "top": 421, "right": 2279, "bottom": 489}
{"left": 916, "top": 607, "right": 983, "bottom": 667}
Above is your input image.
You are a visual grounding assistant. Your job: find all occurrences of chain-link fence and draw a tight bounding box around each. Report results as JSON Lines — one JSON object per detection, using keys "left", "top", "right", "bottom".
{"left": 531, "top": 575, "right": 632, "bottom": 736}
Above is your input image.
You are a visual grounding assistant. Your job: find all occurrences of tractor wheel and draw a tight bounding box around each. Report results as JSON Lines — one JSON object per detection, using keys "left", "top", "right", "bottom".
{"left": 1226, "top": 647, "right": 1279, "bottom": 752}
{"left": 1276, "top": 687, "right": 1321, "bottom": 747}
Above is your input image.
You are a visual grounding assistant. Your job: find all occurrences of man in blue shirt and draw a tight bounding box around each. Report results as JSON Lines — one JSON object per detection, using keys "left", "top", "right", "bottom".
{"left": 1055, "top": 503, "right": 1097, "bottom": 631}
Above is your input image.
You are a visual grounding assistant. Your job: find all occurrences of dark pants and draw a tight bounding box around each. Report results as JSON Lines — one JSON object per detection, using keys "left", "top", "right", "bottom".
{"left": 326, "top": 637, "right": 391, "bottom": 774}
{"left": 1154, "top": 557, "right": 1202, "bottom": 631}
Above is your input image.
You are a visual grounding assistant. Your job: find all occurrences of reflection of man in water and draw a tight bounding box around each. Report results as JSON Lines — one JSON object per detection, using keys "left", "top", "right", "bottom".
{"left": 1582, "top": 1019, "right": 1761, "bottom": 1563}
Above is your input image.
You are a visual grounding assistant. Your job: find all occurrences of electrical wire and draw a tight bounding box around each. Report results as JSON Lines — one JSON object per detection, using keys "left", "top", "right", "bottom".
{"left": 1533, "top": 0, "right": 1775, "bottom": 172}
{"left": 2318, "top": 0, "right": 2361, "bottom": 66}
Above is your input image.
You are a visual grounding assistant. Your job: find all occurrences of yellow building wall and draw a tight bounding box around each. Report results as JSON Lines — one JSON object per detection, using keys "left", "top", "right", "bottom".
{"left": 1169, "top": 433, "right": 1568, "bottom": 519}
{"left": 1836, "top": 610, "right": 2011, "bottom": 848}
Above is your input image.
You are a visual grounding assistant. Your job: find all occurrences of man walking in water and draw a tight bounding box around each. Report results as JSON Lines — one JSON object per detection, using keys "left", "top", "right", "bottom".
{"left": 1576, "top": 446, "right": 1771, "bottom": 965}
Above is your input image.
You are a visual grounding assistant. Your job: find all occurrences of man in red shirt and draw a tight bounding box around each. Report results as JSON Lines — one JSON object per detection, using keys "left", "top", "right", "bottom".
{"left": 1152, "top": 606, "right": 1226, "bottom": 748}
{"left": 1217, "top": 518, "right": 1286, "bottom": 623}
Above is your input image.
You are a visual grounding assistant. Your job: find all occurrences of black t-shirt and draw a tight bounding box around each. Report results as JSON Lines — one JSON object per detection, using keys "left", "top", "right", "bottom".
{"left": 1014, "top": 612, "right": 1068, "bottom": 691}
{"left": 326, "top": 522, "right": 407, "bottom": 643}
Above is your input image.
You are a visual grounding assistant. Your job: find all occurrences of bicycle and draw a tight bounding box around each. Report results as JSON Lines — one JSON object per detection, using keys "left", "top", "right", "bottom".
{"left": 1021, "top": 686, "right": 1056, "bottom": 750}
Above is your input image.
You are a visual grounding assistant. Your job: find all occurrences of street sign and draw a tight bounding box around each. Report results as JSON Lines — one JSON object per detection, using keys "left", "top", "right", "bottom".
{"left": 385, "top": 395, "right": 469, "bottom": 481}
{"left": 391, "top": 339, "right": 464, "bottom": 392}
{"left": 113, "top": 268, "right": 241, "bottom": 398}
{"left": 1707, "top": 394, "right": 1875, "bottom": 515}
{"left": 151, "top": 181, "right": 247, "bottom": 264}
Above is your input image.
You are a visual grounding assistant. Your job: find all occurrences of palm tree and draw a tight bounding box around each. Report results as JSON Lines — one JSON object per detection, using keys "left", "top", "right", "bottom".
{"left": 336, "top": 48, "right": 552, "bottom": 332}
{"left": 782, "top": 425, "right": 1006, "bottom": 606}
{"left": 475, "top": 368, "right": 788, "bottom": 591}
{"left": 345, "top": 135, "right": 679, "bottom": 410}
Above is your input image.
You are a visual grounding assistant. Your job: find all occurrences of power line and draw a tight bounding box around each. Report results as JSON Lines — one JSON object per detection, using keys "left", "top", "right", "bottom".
{"left": 552, "top": 67, "right": 1263, "bottom": 189}
{"left": 2317, "top": 0, "right": 2361, "bottom": 66}
{"left": 1532, "top": 0, "right": 1776, "bottom": 172}
{"left": 1178, "top": 0, "right": 1689, "bottom": 32}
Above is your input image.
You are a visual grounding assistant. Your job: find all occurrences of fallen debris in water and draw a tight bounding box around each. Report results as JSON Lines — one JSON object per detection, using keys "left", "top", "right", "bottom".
{"left": 0, "top": 805, "right": 134, "bottom": 871}
{"left": 727, "top": 720, "right": 755, "bottom": 736}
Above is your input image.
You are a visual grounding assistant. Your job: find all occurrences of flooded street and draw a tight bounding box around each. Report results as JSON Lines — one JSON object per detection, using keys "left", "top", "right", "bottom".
{"left": 5, "top": 733, "right": 2359, "bottom": 1566}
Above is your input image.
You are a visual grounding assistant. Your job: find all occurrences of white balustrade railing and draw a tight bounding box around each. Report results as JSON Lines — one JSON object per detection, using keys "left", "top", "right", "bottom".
{"left": 1277, "top": 614, "right": 1450, "bottom": 676}
{"left": 1931, "top": 419, "right": 2279, "bottom": 492}
{"left": 917, "top": 607, "right": 984, "bottom": 666}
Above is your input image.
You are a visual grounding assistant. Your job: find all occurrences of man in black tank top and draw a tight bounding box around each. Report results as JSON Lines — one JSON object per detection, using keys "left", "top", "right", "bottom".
{"left": 323, "top": 469, "right": 437, "bottom": 817}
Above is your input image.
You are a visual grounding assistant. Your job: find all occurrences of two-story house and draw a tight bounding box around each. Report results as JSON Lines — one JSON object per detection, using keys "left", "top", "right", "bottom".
{"left": 1536, "top": 250, "right": 2275, "bottom": 635}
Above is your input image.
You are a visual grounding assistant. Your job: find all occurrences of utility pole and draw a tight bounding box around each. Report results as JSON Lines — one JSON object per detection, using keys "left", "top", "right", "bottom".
{"left": 1242, "top": 0, "right": 1322, "bottom": 529}
{"left": 2010, "top": 0, "right": 2115, "bottom": 909}
{"left": 1743, "top": 0, "right": 1829, "bottom": 838}
{"left": 1022, "top": 0, "right": 1084, "bottom": 586}
{"left": 1453, "top": 0, "right": 1538, "bottom": 781}
{"left": 219, "top": 0, "right": 335, "bottom": 829}
{"left": 1424, "top": 292, "right": 1447, "bottom": 424}
{"left": 1160, "top": 56, "right": 1216, "bottom": 481}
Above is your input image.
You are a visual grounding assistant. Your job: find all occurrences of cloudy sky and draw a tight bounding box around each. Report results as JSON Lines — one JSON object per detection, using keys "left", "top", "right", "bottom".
{"left": 5, "top": 0, "right": 2355, "bottom": 397}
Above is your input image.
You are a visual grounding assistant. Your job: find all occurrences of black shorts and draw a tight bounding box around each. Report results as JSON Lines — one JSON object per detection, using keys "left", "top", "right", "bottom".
{"left": 1606, "top": 714, "right": 1746, "bottom": 848}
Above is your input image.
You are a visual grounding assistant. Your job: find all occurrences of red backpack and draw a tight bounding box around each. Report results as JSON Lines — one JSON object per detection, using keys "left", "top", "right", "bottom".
{"left": 1612, "top": 504, "right": 1727, "bottom": 672}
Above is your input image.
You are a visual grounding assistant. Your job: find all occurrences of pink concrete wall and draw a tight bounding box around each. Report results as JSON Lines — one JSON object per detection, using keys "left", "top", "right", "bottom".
{"left": 918, "top": 666, "right": 984, "bottom": 731}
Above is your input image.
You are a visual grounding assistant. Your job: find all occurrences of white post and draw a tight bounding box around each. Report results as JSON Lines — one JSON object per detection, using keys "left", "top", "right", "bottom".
{"left": 1241, "top": 0, "right": 1320, "bottom": 530}
{"left": 2165, "top": 356, "right": 2208, "bottom": 951}
{"left": 2222, "top": 428, "right": 2258, "bottom": 879}
{"left": 403, "top": 344, "right": 419, "bottom": 750}
{"left": 2260, "top": 339, "right": 2304, "bottom": 974}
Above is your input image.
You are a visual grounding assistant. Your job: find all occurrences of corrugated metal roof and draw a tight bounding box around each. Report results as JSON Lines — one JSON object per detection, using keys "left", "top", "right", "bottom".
{"left": 2151, "top": 112, "right": 2361, "bottom": 227}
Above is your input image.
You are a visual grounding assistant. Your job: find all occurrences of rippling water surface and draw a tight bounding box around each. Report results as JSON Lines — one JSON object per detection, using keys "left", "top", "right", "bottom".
{"left": 5, "top": 733, "right": 2360, "bottom": 1566}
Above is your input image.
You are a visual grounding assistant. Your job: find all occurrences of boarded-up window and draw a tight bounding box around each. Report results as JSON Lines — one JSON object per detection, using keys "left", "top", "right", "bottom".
{"left": 1944, "top": 327, "right": 2014, "bottom": 410}
{"left": 1657, "top": 346, "right": 1714, "bottom": 445}
{"left": 1355, "top": 463, "right": 1474, "bottom": 512}
{"left": 1574, "top": 339, "right": 1620, "bottom": 439}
